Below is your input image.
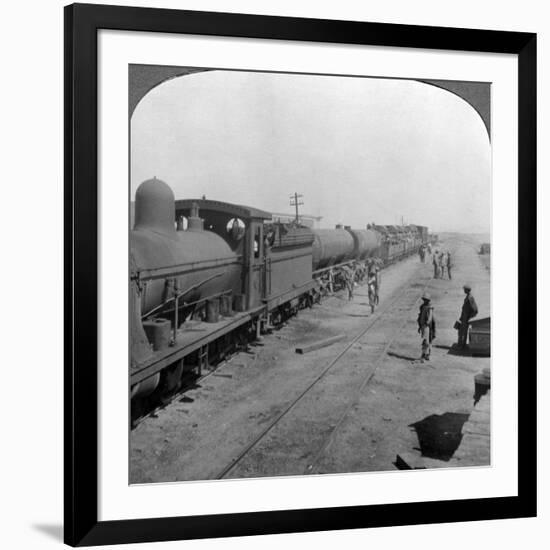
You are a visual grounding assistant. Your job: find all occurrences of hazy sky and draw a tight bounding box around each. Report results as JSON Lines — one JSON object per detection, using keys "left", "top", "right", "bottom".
{"left": 131, "top": 70, "right": 491, "bottom": 233}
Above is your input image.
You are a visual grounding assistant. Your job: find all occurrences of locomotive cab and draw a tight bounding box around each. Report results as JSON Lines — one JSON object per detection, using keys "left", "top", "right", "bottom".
{"left": 175, "top": 198, "right": 272, "bottom": 310}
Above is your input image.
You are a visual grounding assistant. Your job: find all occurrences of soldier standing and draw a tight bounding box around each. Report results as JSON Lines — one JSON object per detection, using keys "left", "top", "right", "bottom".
{"left": 373, "top": 264, "right": 381, "bottom": 304}
{"left": 457, "top": 283, "right": 478, "bottom": 348}
{"left": 367, "top": 269, "right": 377, "bottom": 313}
{"left": 417, "top": 292, "right": 436, "bottom": 361}
{"left": 344, "top": 265, "right": 356, "bottom": 301}
{"left": 439, "top": 252, "right": 446, "bottom": 279}
{"left": 446, "top": 252, "right": 452, "bottom": 280}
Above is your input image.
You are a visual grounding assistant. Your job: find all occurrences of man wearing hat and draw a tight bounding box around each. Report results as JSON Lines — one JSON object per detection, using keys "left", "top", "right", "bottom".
{"left": 417, "top": 292, "right": 436, "bottom": 361}
{"left": 343, "top": 264, "right": 356, "bottom": 301}
{"left": 439, "top": 251, "right": 447, "bottom": 279}
{"left": 457, "top": 283, "right": 478, "bottom": 348}
{"left": 373, "top": 262, "right": 381, "bottom": 305}
{"left": 367, "top": 267, "right": 378, "bottom": 313}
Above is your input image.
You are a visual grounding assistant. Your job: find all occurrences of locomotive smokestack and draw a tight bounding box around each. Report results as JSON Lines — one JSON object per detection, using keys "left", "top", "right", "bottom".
{"left": 187, "top": 201, "right": 204, "bottom": 231}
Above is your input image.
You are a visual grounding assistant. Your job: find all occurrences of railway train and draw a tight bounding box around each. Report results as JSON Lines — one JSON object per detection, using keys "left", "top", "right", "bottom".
{"left": 130, "top": 178, "right": 430, "bottom": 415}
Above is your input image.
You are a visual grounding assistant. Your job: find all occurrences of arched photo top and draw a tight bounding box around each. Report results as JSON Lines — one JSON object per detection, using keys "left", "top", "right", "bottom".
{"left": 130, "top": 67, "right": 491, "bottom": 235}
{"left": 130, "top": 64, "right": 491, "bottom": 138}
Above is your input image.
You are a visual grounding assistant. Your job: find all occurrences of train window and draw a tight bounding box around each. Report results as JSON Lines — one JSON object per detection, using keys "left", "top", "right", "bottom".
{"left": 226, "top": 218, "right": 245, "bottom": 241}
{"left": 254, "top": 226, "right": 262, "bottom": 258}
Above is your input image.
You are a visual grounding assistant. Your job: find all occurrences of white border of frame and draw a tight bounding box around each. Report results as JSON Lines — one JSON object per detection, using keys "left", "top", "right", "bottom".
{"left": 98, "top": 29, "right": 518, "bottom": 521}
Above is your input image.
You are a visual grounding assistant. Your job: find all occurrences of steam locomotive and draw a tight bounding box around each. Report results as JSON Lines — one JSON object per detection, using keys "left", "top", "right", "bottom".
{"left": 130, "top": 178, "right": 429, "bottom": 410}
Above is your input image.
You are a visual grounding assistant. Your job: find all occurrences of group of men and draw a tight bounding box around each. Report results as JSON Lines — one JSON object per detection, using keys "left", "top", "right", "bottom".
{"left": 419, "top": 245, "right": 452, "bottom": 280}
{"left": 321, "top": 244, "right": 479, "bottom": 363}
{"left": 418, "top": 243, "right": 429, "bottom": 263}
{"left": 417, "top": 283, "right": 478, "bottom": 362}
{"left": 431, "top": 249, "right": 452, "bottom": 279}
{"left": 341, "top": 258, "right": 381, "bottom": 313}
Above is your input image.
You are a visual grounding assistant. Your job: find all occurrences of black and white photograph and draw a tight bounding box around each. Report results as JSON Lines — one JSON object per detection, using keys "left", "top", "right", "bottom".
{"left": 1, "top": 0, "right": 545, "bottom": 546}
{"left": 129, "top": 66, "right": 492, "bottom": 484}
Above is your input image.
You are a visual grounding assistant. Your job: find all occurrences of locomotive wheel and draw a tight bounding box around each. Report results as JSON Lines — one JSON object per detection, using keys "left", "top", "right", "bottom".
{"left": 131, "top": 372, "right": 160, "bottom": 400}
{"left": 159, "top": 360, "right": 184, "bottom": 403}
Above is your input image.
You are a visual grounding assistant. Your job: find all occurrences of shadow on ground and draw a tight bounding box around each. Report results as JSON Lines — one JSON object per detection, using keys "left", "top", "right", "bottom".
{"left": 474, "top": 379, "right": 490, "bottom": 405}
{"left": 444, "top": 343, "right": 474, "bottom": 357}
{"left": 33, "top": 524, "right": 63, "bottom": 542}
{"left": 387, "top": 351, "right": 418, "bottom": 362}
{"left": 409, "top": 412, "right": 469, "bottom": 461}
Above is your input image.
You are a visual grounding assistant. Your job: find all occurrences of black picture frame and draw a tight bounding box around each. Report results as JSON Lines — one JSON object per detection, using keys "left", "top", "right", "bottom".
{"left": 64, "top": 2, "right": 537, "bottom": 546}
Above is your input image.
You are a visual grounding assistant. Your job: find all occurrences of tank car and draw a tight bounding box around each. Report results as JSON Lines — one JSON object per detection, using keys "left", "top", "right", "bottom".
{"left": 347, "top": 228, "right": 382, "bottom": 260}
{"left": 311, "top": 228, "right": 355, "bottom": 269}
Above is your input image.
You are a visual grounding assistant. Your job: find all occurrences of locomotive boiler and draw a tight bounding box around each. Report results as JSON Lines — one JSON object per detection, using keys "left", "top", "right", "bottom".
{"left": 131, "top": 178, "right": 242, "bottom": 319}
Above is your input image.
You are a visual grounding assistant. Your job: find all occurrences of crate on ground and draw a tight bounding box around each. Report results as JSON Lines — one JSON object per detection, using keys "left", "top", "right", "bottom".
{"left": 469, "top": 316, "right": 490, "bottom": 356}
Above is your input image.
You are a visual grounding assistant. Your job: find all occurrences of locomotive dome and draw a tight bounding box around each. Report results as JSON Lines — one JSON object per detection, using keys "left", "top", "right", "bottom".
{"left": 134, "top": 177, "right": 176, "bottom": 235}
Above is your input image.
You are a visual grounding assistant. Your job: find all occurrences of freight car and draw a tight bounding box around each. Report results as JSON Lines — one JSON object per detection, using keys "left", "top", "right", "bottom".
{"left": 130, "top": 178, "right": 429, "bottom": 418}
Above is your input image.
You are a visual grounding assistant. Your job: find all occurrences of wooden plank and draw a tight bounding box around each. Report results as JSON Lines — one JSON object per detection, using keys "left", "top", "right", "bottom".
{"left": 295, "top": 334, "right": 346, "bottom": 354}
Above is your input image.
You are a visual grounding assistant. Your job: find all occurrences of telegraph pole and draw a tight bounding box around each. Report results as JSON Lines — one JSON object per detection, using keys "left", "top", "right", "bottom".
{"left": 289, "top": 192, "right": 304, "bottom": 223}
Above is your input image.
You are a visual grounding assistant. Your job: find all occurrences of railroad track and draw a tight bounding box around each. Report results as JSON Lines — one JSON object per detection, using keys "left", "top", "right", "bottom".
{"left": 215, "top": 271, "right": 432, "bottom": 479}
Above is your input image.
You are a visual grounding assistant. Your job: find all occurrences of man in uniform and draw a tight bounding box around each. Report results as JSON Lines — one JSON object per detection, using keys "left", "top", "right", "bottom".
{"left": 417, "top": 292, "right": 436, "bottom": 361}
{"left": 446, "top": 251, "right": 452, "bottom": 280}
{"left": 439, "top": 251, "right": 446, "bottom": 279}
{"left": 367, "top": 268, "right": 377, "bottom": 313}
{"left": 457, "top": 283, "right": 478, "bottom": 348}
{"left": 373, "top": 263, "right": 381, "bottom": 304}
{"left": 344, "top": 264, "right": 356, "bottom": 301}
